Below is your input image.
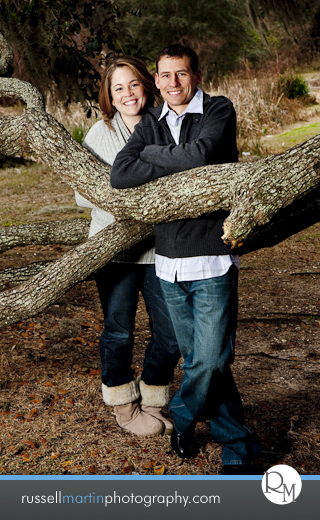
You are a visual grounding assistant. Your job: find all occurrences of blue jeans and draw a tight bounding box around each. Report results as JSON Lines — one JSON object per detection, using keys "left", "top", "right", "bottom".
{"left": 95, "top": 263, "right": 179, "bottom": 388}
{"left": 160, "top": 266, "right": 260, "bottom": 465}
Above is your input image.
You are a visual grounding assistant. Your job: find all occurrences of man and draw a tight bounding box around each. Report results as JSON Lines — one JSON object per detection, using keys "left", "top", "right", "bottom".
{"left": 110, "top": 44, "right": 260, "bottom": 474}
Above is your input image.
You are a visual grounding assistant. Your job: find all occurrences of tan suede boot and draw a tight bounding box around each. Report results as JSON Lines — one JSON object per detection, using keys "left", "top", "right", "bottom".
{"left": 113, "top": 402, "right": 164, "bottom": 437}
{"left": 141, "top": 405, "right": 173, "bottom": 435}
{"left": 137, "top": 376, "right": 173, "bottom": 435}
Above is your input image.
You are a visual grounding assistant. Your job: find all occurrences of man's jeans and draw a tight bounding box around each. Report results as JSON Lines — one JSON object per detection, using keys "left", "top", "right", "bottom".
{"left": 95, "top": 263, "right": 179, "bottom": 388}
{"left": 160, "top": 266, "right": 260, "bottom": 465}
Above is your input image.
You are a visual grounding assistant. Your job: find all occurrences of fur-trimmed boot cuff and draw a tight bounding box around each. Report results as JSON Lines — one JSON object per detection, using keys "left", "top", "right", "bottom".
{"left": 138, "top": 376, "right": 170, "bottom": 407}
{"left": 102, "top": 379, "right": 140, "bottom": 406}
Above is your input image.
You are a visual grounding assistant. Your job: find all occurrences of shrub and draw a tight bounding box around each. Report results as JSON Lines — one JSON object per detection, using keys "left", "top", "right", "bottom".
{"left": 72, "top": 125, "right": 85, "bottom": 144}
{"left": 278, "top": 73, "right": 310, "bottom": 99}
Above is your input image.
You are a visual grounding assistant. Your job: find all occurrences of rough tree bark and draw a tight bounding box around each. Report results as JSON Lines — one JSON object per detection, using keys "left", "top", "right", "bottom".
{"left": 1, "top": 44, "right": 320, "bottom": 326}
{"left": 0, "top": 219, "right": 90, "bottom": 253}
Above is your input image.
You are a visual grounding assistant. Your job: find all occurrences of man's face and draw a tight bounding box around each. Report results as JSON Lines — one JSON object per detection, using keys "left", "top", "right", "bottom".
{"left": 155, "top": 55, "right": 202, "bottom": 115}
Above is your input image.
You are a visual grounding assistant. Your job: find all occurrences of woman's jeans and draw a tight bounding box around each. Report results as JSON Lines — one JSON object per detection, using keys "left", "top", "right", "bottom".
{"left": 94, "top": 262, "right": 180, "bottom": 388}
{"left": 160, "top": 266, "right": 260, "bottom": 465}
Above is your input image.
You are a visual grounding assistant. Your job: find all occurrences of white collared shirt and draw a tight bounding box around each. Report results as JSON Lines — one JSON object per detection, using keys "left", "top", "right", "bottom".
{"left": 155, "top": 88, "right": 239, "bottom": 283}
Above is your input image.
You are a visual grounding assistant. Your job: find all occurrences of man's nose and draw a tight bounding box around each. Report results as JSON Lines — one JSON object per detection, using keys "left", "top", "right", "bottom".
{"left": 169, "top": 75, "right": 180, "bottom": 87}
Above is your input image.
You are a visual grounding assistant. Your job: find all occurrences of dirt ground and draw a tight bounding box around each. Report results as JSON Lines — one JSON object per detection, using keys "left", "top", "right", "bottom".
{"left": 1, "top": 157, "right": 320, "bottom": 475}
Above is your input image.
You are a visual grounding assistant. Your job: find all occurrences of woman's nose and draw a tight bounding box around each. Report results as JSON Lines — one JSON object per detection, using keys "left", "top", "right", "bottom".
{"left": 124, "top": 86, "right": 133, "bottom": 96}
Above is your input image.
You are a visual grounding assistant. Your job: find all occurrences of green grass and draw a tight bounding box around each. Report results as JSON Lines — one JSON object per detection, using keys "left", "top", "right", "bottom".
{"left": 264, "top": 122, "right": 320, "bottom": 152}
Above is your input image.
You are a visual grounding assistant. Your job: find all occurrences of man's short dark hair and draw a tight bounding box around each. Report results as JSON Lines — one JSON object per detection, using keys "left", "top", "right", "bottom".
{"left": 156, "top": 44, "right": 199, "bottom": 73}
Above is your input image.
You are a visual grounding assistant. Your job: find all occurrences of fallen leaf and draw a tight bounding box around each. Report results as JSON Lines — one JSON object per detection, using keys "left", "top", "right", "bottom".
{"left": 142, "top": 461, "right": 155, "bottom": 469}
{"left": 154, "top": 464, "right": 165, "bottom": 475}
{"left": 88, "top": 369, "right": 102, "bottom": 375}
{"left": 122, "top": 461, "right": 135, "bottom": 473}
{"left": 51, "top": 452, "right": 60, "bottom": 459}
{"left": 75, "top": 337, "right": 85, "bottom": 343}
{"left": 23, "top": 440, "right": 36, "bottom": 449}
{"left": 62, "top": 461, "right": 73, "bottom": 467}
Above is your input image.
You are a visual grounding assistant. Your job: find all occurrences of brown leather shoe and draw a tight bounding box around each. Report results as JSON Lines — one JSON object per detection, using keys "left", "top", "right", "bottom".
{"left": 113, "top": 402, "right": 164, "bottom": 437}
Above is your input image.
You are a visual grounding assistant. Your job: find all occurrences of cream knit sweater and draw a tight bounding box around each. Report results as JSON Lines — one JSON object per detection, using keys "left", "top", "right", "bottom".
{"left": 75, "top": 112, "right": 155, "bottom": 263}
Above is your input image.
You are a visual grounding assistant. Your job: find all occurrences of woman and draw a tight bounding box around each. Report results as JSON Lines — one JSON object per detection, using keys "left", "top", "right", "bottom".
{"left": 75, "top": 57, "right": 179, "bottom": 437}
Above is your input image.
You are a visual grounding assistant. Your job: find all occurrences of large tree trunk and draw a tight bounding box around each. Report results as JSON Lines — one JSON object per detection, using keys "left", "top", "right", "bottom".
{"left": 1, "top": 73, "right": 320, "bottom": 326}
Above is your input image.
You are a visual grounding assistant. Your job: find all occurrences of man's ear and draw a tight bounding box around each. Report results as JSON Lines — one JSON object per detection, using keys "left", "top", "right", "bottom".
{"left": 195, "top": 69, "right": 202, "bottom": 85}
{"left": 155, "top": 73, "right": 160, "bottom": 90}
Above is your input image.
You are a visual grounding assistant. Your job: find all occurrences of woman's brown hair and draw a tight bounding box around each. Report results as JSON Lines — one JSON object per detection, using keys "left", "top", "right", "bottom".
{"left": 99, "top": 56, "right": 161, "bottom": 130}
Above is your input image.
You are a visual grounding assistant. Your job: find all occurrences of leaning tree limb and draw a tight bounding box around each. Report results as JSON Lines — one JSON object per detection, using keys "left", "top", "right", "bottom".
{"left": 0, "top": 220, "right": 153, "bottom": 328}
{"left": 0, "top": 219, "right": 90, "bottom": 253}
{"left": 0, "top": 262, "right": 51, "bottom": 291}
{"left": 1, "top": 75, "right": 320, "bottom": 325}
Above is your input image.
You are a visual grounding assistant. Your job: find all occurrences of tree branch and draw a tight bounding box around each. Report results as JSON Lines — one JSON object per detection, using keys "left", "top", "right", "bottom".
{"left": 0, "top": 221, "right": 153, "bottom": 328}
{"left": 0, "top": 262, "right": 50, "bottom": 291}
{"left": 0, "top": 219, "right": 90, "bottom": 253}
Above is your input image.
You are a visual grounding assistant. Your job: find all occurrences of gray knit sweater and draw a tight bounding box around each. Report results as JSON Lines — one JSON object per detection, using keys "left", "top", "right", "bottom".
{"left": 75, "top": 112, "right": 155, "bottom": 263}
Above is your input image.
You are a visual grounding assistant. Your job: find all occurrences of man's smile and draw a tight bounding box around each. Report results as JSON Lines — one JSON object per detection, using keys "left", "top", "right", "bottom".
{"left": 167, "top": 90, "right": 183, "bottom": 96}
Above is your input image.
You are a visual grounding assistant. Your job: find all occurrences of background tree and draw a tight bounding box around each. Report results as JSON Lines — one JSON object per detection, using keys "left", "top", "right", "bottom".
{"left": 0, "top": 0, "right": 142, "bottom": 108}
{"left": 246, "top": 0, "right": 320, "bottom": 51}
{"left": 118, "top": 0, "right": 258, "bottom": 82}
{"left": 2, "top": 1, "right": 320, "bottom": 104}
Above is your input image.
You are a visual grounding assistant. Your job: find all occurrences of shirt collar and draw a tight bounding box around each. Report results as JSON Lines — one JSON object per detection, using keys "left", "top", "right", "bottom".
{"left": 158, "top": 87, "right": 204, "bottom": 120}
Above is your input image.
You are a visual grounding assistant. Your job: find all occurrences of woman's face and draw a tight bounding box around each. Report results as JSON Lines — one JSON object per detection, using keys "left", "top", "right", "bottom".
{"left": 110, "top": 66, "right": 148, "bottom": 118}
